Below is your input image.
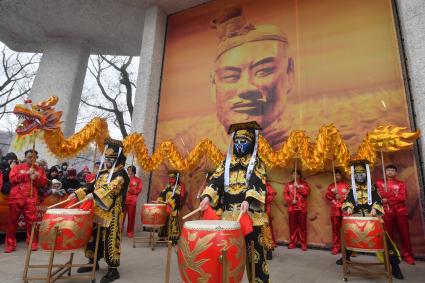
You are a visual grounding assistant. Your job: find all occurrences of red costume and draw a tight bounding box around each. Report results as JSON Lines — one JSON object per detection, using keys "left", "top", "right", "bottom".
{"left": 85, "top": 173, "right": 96, "bottom": 183}
{"left": 376, "top": 178, "right": 414, "bottom": 264}
{"left": 283, "top": 178, "right": 311, "bottom": 250}
{"left": 265, "top": 183, "right": 277, "bottom": 248}
{"left": 4, "top": 163, "right": 47, "bottom": 252}
{"left": 123, "top": 176, "right": 143, "bottom": 237}
{"left": 325, "top": 180, "right": 349, "bottom": 254}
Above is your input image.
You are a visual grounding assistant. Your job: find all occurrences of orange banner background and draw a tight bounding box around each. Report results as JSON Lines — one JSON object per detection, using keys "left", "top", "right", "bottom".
{"left": 152, "top": 0, "right": 425, "bottom": 255}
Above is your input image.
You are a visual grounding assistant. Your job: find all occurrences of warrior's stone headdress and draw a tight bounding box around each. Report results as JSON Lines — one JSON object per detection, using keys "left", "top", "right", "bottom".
{"left": 210, "top": 6, "right": 289, "bottom": 59}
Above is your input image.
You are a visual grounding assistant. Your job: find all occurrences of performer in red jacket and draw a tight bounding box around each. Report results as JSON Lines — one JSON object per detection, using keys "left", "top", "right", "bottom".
{"left": 4, "top": 149, "right": 47, "bottom": 253}
{"left": 283, "top": 170, "right": 311, "bottom": 251}
{"left": 123, "top": 165, "right": 143, "bottom": 238}
{"left": 376, "top": 164, "right": 415, "bottom": 265}
{"left": 325, "top": 169, "right": 349, "bottom": 255}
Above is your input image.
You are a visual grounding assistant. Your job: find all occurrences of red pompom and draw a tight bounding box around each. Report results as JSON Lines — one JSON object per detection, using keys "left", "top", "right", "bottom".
{"left": 24, "top": 99, "right": 32, "bottom": 104}
{"left": 239, "top": 213, "right": 253, "bottom": 236}
{"left": 201, "top": 206, "right": 220, "bottom": 220}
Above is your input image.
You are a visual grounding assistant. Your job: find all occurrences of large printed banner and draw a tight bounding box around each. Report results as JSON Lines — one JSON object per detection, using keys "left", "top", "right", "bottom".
{"left": 152, "top": 0, "right": 425, "bottom": 255}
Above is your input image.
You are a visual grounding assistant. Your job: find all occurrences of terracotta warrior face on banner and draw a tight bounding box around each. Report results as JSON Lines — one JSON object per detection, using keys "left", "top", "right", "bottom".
{"left": 211, "top": 6, "right": 294, "bottom": 132}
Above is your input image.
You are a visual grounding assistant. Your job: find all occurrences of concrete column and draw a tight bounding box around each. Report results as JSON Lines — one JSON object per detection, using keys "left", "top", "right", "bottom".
{"left": 26, "top": 38, "right": 89, "bottom": 164}
{"left": 30, "top": 38, "right": 89, "bottom": 137}
{"left": 395, "top": 0, "right": 425, "bottom": 174}
{"left": 131, "top": 6, "right": 167, "bottom": 231}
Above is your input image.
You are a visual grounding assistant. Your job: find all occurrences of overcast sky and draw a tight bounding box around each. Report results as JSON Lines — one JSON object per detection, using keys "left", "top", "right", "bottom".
{"left": 0, "top": 41, "right": 140, "bottom": 142}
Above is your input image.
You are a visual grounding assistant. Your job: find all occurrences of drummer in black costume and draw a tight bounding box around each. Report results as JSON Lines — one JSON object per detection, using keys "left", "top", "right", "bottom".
{"left": 337, "top": 159, "right": 404, "bottom": 280}
{"left": 199, "top": 121, "right": 272, "bottom": 283}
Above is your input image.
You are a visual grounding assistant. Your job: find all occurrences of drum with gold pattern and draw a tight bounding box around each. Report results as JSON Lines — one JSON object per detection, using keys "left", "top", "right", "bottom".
{"left": 141, "top": 203, "right": 167, "bottom": 227}
{"left": 178, "top": 220, "right": 246, "bottom": 283}
{"left": 342, "top": 216, "right": 384, "bottom": 252}
{"left": 39, "top": 208, "right": 93, "bottom": 251}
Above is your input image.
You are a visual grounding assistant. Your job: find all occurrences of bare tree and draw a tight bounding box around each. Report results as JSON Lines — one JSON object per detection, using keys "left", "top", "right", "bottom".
{"left": 0, "top": 43, "right": 40, "bottom": 120}
{"left": 80, "top": 55, "right": 136, "bottom": 138}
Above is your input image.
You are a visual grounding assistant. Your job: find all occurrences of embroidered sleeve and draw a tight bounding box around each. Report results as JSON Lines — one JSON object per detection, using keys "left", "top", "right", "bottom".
{"left": 202, "top": 185, "right": 220, "bottom": 207}
{"left": 201, "top": 163, "right": 224, "bottom": 208}
{"left": 342, "top": 189, "right": 355, "bottom": 211}
{"left": 372, "top": 186, "right": 384, "bottom": 215}
{"left": 245, "top": 158, "right": 266, "bottom": 210}
{"left": 93, "top": 176, "right": 124, "bottom": 210}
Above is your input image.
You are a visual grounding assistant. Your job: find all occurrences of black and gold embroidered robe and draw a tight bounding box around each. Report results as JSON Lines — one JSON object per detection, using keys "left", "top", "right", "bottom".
{"left": 157, "top": 182, "right": 183, "bottom": 241}
{"left": 74, "top": 165, "right": 129, "bottom": 267}
{"left": 342, "top": 184, "right": 384, "bottom": 216}
{"left": 201, "top": 154, "right": 271, "bottom": 283}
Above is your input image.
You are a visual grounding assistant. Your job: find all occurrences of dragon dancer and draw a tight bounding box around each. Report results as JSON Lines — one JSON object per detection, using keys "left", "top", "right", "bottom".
{"left": 200, "top": 121, "right": 272, "bottom": 283}
{"left": 70, "top": 138, "right": 129, "bottom": 283}
{"left": 325, "top": 169, "right": 349, "bottom": 255}
{"left": 4, "top": 149, "right": 47, "bottom": 253}
{"left": 376, "top": 164, "right": 415, "bottom": 265}
{"left": 283, "top": 170, "right": 311, "bottom": 251}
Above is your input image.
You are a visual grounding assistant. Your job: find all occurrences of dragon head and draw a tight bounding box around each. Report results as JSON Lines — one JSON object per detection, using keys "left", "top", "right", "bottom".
{"left": 13, "top": 96, "right": 63, "bottom": 136}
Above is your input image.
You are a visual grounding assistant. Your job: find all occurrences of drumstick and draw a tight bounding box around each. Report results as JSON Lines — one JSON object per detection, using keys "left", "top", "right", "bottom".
{"left": 47, "top": 198, "right": 72, "bottom": 209}
{"left": 182, "top": 207, "right": 202, "bottom": 220}
{"left": 68, "top": 198, "right": 88, "bottom": 209}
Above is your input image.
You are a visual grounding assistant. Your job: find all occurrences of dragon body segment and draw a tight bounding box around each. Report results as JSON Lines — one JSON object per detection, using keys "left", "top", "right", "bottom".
{"left": 12, "top": 96, "right": 419, "bottom": 172}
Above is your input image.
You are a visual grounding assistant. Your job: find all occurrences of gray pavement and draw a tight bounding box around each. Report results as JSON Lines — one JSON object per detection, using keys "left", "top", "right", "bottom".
{"left": 0, "top": 233, "right": 423, "bottom": 283}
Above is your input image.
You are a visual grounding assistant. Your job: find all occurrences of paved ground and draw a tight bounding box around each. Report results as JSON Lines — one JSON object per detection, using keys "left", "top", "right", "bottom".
{"left": 0, "top": 233, "right": 423, "bottom": 283}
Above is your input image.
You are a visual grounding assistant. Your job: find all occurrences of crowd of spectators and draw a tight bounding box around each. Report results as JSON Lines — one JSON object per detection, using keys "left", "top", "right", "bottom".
{"left": 1, "top": 151, "right": 100, "bottom": 199}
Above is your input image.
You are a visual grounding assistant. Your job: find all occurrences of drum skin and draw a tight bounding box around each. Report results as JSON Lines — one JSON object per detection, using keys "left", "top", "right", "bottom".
{"left": 178, "top": 220, "right": 246, "bottom": 283}
{"left": 342, "top": 216, "right": 385, "bottom": 252}
{"left": 141, "top": 203, "right": 167, "bottom": 227}
{"left": 39, "top": 208, "right": 93, "bottom": 251}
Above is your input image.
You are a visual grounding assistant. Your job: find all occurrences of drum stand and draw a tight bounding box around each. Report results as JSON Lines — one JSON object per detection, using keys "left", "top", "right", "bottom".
{"left": 133, "top": 216, "right": 172, "bottom": 250}
{"left": 341, "top": 231, "right": 392, "bottom": 283}
{"left": 23, "top": 223, "right": 101, "bottom": 283}
{"left": 164, "top": 241, "right": 173, "bottom": 283}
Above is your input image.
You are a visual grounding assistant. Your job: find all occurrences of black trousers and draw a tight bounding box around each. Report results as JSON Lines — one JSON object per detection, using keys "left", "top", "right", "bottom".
{"left": 85, "top": 211, "right": 122, "bottom": 268}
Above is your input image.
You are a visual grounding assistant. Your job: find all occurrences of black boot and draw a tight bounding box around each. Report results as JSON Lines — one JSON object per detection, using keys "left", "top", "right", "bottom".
{"left": 266, "top": 250, "right": 273, "bottom": 260}
{"left": 77, "top": 259, "right": 99, "bottom": 273}
{"left": 337, "top": 250, "right": 352, "bottom": 265}
{"left": 100, "top": 267, "right": 120, "bottom": 283}
{"left": 336, "top": 255, "right": 350, "bottom": 265}
{"left": 392, "top": 265, "right": 404, "bottom": 280}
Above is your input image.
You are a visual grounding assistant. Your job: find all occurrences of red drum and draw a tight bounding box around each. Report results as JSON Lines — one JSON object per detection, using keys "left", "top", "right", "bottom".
{"left": 39, "top": 208, "right": 93, "bottom": 251}
{"left": 141, "top": 203, "right": 167, "bottom": 227}
{"left": 342, "top": 216, "right": 385, "bottom": 252}
{"left": 178, "top": 220, "right": 246, "bottom": 283}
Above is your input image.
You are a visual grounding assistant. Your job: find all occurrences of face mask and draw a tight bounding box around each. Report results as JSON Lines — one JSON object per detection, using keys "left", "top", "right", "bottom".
{"left": 105, "top": 158, "right": 115, "bottom": 169}
{"left": 354, "top": 172, "right": 367, "bottom": 184}
{"left": 233, "top": 138, "right": 253, "bottom": 156}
